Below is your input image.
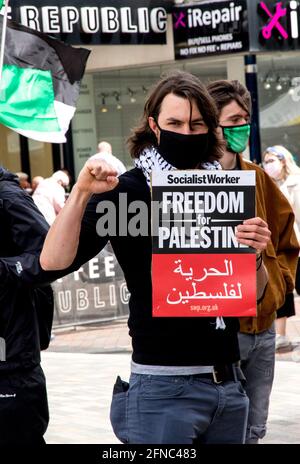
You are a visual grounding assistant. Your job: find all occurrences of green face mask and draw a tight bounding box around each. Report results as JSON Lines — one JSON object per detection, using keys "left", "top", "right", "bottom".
{"left": 221, "top": 124, "right": 251, "bottom": 153}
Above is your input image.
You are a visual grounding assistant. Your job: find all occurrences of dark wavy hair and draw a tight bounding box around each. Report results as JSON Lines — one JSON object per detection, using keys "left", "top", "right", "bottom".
{"left": 206, "top": 79, "right": 252, "bottom": 117}
{"left": 127, "top": 70, "right": 223, "bottom": 163}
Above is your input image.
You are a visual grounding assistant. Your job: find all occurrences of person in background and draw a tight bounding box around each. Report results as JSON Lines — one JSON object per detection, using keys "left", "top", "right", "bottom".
{"left": 15, "top": 171, "right": 32, "bottom": 193}
{"left": 31, "top": 176, "right": 44, "bottom": 194}
{"left": 61, "top": 169, "right": 72, "bottom": 194}
{"left": 263, "top": 145, "right": 300, "bottom": 352}
{"left": 32, "top": 170, "right": 70, "bottom": 225}
{"left": 40, "top": 71, "right": 272, "bottom": 444}
{"left": 90, "top": 140, "right": 126, "bottom": 176}
{"left": 207, "top": 79, "right": 299, "bottom": 444}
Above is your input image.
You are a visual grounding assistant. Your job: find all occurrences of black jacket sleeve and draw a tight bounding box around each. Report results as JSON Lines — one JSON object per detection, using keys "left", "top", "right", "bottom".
{"left": 0, "top": 189, "right": 49, "bottom": 286}
{"left": 0, "top": 189, "right": 109, "bottom": 287}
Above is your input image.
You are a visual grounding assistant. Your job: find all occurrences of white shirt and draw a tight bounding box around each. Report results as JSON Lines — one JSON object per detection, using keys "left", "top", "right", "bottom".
{"left": 89, "top": 152, "right": 126, "bottom": 176}
{"left": 277, "top": 174, "right": 300, "bottom": 245}
{"left": 32, "top": 178, "right": 66, "bottom": 225}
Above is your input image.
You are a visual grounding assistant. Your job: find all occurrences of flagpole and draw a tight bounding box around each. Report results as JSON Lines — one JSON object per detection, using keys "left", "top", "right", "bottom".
{"left": 0, "top": 0, "right": 10, "bottom": 84}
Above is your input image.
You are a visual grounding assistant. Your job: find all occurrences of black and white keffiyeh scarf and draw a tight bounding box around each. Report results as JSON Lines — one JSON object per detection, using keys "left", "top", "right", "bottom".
{"left": 134, "top": 145, "right": 222, "bottom": 186}
{"left": 134, "top": 146, "right": 226, "bottom": 330}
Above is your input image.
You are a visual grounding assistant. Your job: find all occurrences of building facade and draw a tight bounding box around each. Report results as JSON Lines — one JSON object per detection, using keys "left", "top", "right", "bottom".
{"left": 1, "top": 0, "right": 300, "bottom": 179}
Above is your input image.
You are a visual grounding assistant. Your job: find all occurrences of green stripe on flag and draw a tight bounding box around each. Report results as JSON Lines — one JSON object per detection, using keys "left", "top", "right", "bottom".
{"left": 0, "top": 65, "right": 60, "bottom": 132}
{"left": 0, "top": 2, "right": 4, "bottom": 9}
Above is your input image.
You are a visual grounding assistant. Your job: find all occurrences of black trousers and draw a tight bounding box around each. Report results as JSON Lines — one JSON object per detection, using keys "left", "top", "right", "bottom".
{"left": 276, "top": 292, "right": 296, "bottom": 319}
{"left": 0, "top": 364, "right": 49, "bottom": 445}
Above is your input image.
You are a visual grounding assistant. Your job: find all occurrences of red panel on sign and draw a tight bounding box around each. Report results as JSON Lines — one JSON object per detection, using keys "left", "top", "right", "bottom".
{"left": 152, "top": 253, "right": 256, "bottom": 317}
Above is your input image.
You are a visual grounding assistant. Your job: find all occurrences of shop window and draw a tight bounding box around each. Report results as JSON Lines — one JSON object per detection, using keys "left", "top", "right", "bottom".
{"left": 28, "top": 139, "right": 53, "bottom": 179}
{"left": 258, "top": 54, "right": 300, "bottom": 164}
{"left": 0, "top": 126, "right": 21, "bottom": 173}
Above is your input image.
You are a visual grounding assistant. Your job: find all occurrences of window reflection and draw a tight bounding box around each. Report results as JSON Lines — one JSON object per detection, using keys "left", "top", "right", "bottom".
{"left": 258, "top": 54, "right": 300, "bottom": 164}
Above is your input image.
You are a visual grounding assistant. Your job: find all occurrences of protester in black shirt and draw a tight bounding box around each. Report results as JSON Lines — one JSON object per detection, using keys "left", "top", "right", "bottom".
{"left": 40, "top": 71, "right": 271, "bottom": 444}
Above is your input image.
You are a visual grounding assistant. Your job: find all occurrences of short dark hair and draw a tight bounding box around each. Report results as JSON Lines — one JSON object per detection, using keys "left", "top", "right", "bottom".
{"left": 127, "top": 70, "right": 223, "bottom": 163}
{"left": 206, "top": 79, "right": 252, "bottom": 117}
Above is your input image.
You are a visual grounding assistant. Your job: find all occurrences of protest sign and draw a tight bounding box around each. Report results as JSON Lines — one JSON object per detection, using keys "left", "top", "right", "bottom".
{"left": 152, "top": 170, "right": 256, "bottom": 317}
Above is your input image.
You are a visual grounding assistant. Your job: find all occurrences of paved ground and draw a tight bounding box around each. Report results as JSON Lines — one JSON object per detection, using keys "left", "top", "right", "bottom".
{"left": 43, "top": 297, "right": 300, "bottom": 444}
{"left": 43, "top": 352, "right": 129, "bottom": 444}
{"left": 50, "top": 317, "right": 131, "bottom": 354}
{"left": 49, "top": 296, "right": 300, "bottom": 361}
{"left": 42, "top": 351, "right": 300, "bottom": 445}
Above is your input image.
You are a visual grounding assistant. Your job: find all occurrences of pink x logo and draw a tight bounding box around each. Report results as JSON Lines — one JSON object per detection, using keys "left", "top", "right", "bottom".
{"left": 260, "top": 2, "right": 288, "bottom": 39}
{"left": 173, "top": 12, "right": 186, "bottom": 29}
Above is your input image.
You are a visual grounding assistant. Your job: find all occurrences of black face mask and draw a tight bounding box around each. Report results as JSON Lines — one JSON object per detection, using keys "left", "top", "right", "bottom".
{"left": 155, "top": 122, "right": 210, "bottom": 169}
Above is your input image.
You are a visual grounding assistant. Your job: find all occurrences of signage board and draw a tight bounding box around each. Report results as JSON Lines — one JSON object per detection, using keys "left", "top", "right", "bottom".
{"left": 248, "top": 0, "right": 300, "bottom": 52}
{"left": 151, "top": 170, "right": 257, "bottom": 317}
{"left": 173, "top": 0, "right": 249, "bottom": 59}
{"left": 7, "top": 0, "right": 171, "bottom": 44}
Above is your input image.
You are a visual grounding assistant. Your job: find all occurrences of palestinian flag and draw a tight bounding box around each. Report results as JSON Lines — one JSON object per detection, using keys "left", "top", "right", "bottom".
{"left": 0, "top": 15, "right": 90, "bottom": 143}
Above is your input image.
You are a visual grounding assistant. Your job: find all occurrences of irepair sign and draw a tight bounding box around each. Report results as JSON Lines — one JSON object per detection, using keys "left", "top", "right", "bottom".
{"left": 173, "top": 0, "right": 300, "bottom": 60}
{"left": 173, "top": 0, "right": 249, "bottom": 59}
{"left": 8, "top": 0, "right": 172, "bottom": 45}
{"left": 251, "top": 0, "right": 300, "bottom": 51}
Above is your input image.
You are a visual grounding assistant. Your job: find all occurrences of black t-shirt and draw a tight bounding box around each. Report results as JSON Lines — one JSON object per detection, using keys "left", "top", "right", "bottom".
{"left": 69, "top": 168, "right": 241, "bottom": 366}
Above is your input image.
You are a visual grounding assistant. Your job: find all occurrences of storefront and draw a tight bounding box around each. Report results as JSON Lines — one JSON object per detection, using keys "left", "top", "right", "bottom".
{"left": 1, "top": 0, "right": 175, "bottom": 179}
{"left": 2, "top": 0, "right": 249, "bottom": 180}
{"left": 66, "top": 0, "right": 248, "bottom": 176}
{"left": 0, "top": 113, "right": 55, "bottom": 178}
{"left": 71, "top": 58, "right": 232, "bottom": 176}
{"left": 1, "top": 0, "right": 300, "bottom": 178}
{"left": 2, "top": 0, "right": 299, "bottom": 326}
{"left": 171, "top": 0, "right": 300, "bottom": 164}
{"left": 248, "top": 0, "right": 300, "bottom": 162}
